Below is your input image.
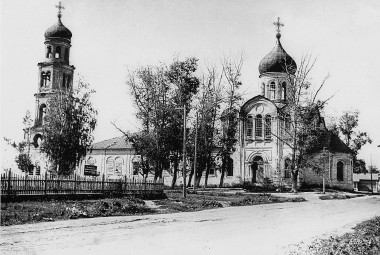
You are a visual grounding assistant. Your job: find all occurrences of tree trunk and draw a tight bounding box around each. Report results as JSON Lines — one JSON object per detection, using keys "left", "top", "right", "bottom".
{"left": 291, "top": 169, "right": 298, "bottom": 193}
{"left": 204, "top": 170, "right": 209, "bottom": 188}
{"left": 187, "top": 167, "right": 194, "bottom": 187}
{"left": 171, "top": 158, "right": 179, "bottom": 189}
{"left": 195, "top": 171, "right": 201, "bottom": 188}
{"left": 219, "top": 157, "right": 226, "bottom": 188}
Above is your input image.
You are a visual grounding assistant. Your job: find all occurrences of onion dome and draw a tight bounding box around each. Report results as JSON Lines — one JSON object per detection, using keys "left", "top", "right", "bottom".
{"left": 259, "top": 33, "right": 296, "bottom": 75}
{"left": 44, "top": 6, "right": 72, "bottom": 41}
{"left": 44, "top": 19, "right": 72, "bottom": 41}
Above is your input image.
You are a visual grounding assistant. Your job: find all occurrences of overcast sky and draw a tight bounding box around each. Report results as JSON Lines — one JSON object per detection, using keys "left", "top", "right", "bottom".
{"left": 2, "top": 0, "right": 380, "bottom": 167}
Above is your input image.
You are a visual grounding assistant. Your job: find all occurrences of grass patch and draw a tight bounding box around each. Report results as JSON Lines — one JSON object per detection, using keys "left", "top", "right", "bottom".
{"left": 304, "top": 216, "right": 380, "bottom": 254}
{"left": 155, "top": 192, "right": 305, "bottom": 213}
{"left": 1, "top": 189, "right": 306, "bottom": 226}
{"left": 1, "top": 197, "right": 154, "bottom": 226}
{"left": 230, "top": 194, "right": 305, "bottom": 206}
{"left": 319, "top": 194, "right": 363, "bottom": 200}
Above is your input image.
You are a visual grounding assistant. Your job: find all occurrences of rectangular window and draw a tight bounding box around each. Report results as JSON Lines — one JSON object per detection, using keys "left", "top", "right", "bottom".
{"left": 270, "top": 83, "right": 276, "bottom": 100}
{"left": 246, "top": 116, "right": 253, "bottom": 138}
{"left": 255, "top": 116, "right": 263, "bottom": 138}
{"left": 265, "top": 116, "right": 272, "bottom": 139}
{"left": 132, "top": 162, "right": 139, "bottom": 175}
{"left": 209, "top": 164, "right": 215, "bottom": 175}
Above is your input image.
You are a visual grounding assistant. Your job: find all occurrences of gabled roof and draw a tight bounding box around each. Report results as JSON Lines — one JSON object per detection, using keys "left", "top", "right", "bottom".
{"left": 313, "top": 131, "right": 353, "bottom": 154}
{"left": 91, "top": 136, "right": 133, "bottom": 150}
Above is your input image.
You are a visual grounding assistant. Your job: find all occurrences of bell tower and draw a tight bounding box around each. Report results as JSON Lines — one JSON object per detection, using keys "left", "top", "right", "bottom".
{"left": 27, "top": 2, "right": 75, "bottom": 175}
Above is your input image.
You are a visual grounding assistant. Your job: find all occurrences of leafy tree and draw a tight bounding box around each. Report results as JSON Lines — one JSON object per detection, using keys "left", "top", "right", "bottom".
{"left": 368, "top": 165, "right": 379, "bottom": 173}
{"left": 338, "top": 110, "right": 372, "bottom": 155}
{"left": 4, "top": 138, "right": 32, "bottom": 173}
{"left": 4, "top": 111, "right": 34, "bottom": 173}
{"left": 190, "top": 66, "right": 223, "bottom": 187}
{"left": 126, "top": 58, "right": 199, "bottom": 185}
{"left": 42, "top": 80, "right": 97, "bottom": 175}
{"left": 276, "top": 55, "right": 331, "bottom": 192}
{"left": 218, "top": 55, "right": 243, "bottom": 187}
{"left": 331, "top": 110, "right": 372, "bottom": 173}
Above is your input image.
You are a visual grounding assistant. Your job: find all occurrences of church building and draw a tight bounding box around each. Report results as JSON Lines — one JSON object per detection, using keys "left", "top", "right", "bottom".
{"left": 24, "top": 8, "right": 353, "bottom": 190}
{"left": 83, "top": 19, "right": 354, "bottom": 190}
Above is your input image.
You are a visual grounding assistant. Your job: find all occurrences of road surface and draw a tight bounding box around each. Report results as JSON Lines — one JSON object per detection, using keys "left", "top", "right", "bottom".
{"left": 1, "top": 193, "right": 379, "bottom": 255}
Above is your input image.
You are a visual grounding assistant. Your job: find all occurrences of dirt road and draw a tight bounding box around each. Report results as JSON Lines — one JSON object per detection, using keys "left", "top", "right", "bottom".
{"left": 1, "top": 193, "right": 379, "bottom": 255}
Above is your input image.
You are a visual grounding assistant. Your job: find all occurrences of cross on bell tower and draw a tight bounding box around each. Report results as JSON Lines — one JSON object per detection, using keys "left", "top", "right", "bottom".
{"left": 56, "top": 1, "right": 65, "bottom": 20}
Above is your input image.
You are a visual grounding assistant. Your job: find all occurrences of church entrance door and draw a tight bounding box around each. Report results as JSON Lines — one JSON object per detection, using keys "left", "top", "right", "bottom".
{"left": 251, "top": 156, "right": 264, "bottom": 183}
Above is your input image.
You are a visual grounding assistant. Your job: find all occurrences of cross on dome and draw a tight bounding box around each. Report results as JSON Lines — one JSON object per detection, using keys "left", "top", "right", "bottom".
{"left": 273, "top": 17, "right": 284, "bottom": 33}
{"left": 56, "top": 1, "right": 65, "bottom": 20}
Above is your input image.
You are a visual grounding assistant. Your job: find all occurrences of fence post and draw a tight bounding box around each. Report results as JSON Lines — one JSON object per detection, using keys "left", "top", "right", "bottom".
{"left": 7, "top": 170, "right": 12, "bottom": 195}
{"left": 25, "top": 174, "right": 28, "bottom": 193}
{"left": 44, "top": 171, "right": 48, "bottom": 194}
{"left": 102, "top": 174, "right": 105, "bottom": 194}
{"left": 74, "top": 174, "right": 77, "bottom": 194}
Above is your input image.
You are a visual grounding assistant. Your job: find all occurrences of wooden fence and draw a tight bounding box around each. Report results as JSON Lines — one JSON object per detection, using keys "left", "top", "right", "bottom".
{"left": 1, "top": 171, "right": 164, "bottom": 198}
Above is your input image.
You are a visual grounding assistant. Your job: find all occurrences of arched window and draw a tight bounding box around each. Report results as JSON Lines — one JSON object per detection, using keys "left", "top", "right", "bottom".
{"left": 270, "top": 81, "right": 276, "bottom": 100}
{"left": 64, "top": 48, "right": 69, "bottom": 61}
{"left": 66, "top": 75, "right": 71, "bottom": 89}
{"left": 40, "top": 72, "right": 45, "bottom": 87}
{"left": 33, "top": 134, "right": 43, "bottom": 148}
{"left": 284, "top": 158, "right": 291, "bottom": 178}
{"left": 246, "top": 115, "right": 253, "bottom": 138}
{"left": 337, "top": 161, "right": 344, "bottom": 181}
{"left": 41, "top": 71, "right": 51, "bottom": 87}
{"left": 106, "top": 157, "right": 115, "bottom": 176}
{"left": 39, "top": 104, "right": 46, "bottom": 125}
{"left": 115, "top": 157, "right": 123, "bottom": 176}
{"left": 282, "top": 82, "right": 287, "bottom": 100}
{"left": 265, "top": 115, "right": 272, "bottom": 139}
{"left": 255, "top": 115, "right": 263, "bottom": 138}
{"left": 46, "top": 46, "right": 52, "bottom": 58}
{"left": 46, "top": 71, "right": 51, "bottom": 82}
{"left": 55, "top": 46, "right": 61, "bottom": 58}
{"left": 62, "top": 74, "right": 66, "bottom": 89}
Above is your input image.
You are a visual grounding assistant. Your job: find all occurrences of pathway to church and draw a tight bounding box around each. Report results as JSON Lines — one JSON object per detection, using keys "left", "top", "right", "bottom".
{"left": 1, "top": 193, "right": 379, "bottom": 255}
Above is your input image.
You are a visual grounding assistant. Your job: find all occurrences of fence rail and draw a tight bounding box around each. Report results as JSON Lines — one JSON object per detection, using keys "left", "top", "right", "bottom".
{"left": 1, "top": 171, "right": 164, "bottom": 197}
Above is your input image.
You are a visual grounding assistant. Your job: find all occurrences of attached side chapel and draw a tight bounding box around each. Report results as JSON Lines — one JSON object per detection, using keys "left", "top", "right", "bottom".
{"left": 82, "top": 19, "right": 354, "bottom": 190}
